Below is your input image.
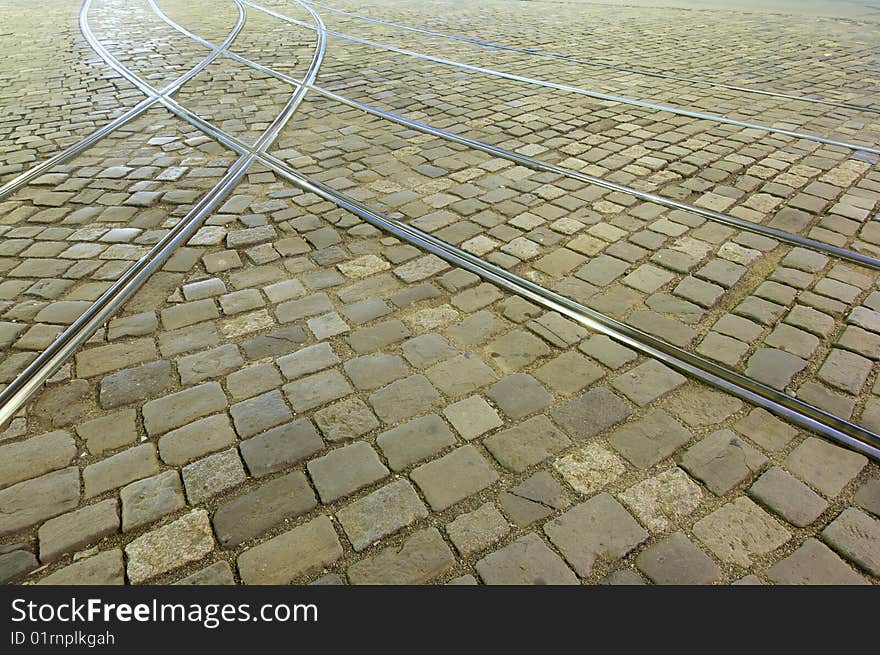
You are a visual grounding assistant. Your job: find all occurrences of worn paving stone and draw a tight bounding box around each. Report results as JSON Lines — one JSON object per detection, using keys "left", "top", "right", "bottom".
{"left": 484, "top": 415, "right": 571, "bottom": 472}
{"left": 125, "top": 510, "right": 215, "bottom": 584}
{"left": 442, "top": 395, "right": 502, "bottom": 440}
{"left": 284, "top": 369, "right": 353, "bottom": 413}
{"left": 544, "top": 493, "right": 648, "bottom": 577}
{"left": 499, "top": 472, "right": 569, "bottom": 526}
{"left": 239, "top": 419, "right": 323, "bottom": 477}
{"left": 99, "top": 360, "right": 175, "bottom": 409}
{"left": 554, "top": 442, "right": 626, "bottom": 495}
{"left": 854, "top": 478, "right": 880, "bottom": 516}
{"left": 0, "top": 467, "right": 80, "bottom": 536}
{"left": 142, "top": 382, "right": 227, "bottom": 436}
{"left": 314, "top": 396, "right": 380, "bottom": 442}
{"left": 618, "top": 467, "right": 703, "bottom": 532}
{"left": 83, "top": 444, "right": 160, "bottom": 498}
{"left": 368, "top": 374, "right": 441, "bottom": 423}
{"left": 551, "top": 387, "right": 633, "bottom": 439}
{"left": 426, "top": 352, "right": 497, "bottom": 397}
{"left": 158, "top": 414, "right": 237, "bottom": 466}
{"left": 337, "top": 479, "right": 428, "bottom": 551}
{"left": 175, "top": 561, "right": 236, "bottom": 586}
{"left": 343, "top": 353, "right": 408, "bottom": 390}
{"left": 609, "top": 409, "right": 693, "bottom": 469}
{"left": 277, "top": 342, "right": 340, "bottom": 380}
{"left": 744, "top": 348, "right": 807, "bottom": 390}
{"left": 821, "top": 508, "right": 880, "bottom": 576}
{"left": 238, "top": 516, "right": 343, "bottom": 585}
{"left": 693, "top": 497, "right": 791, "bottom": 567}
{"left": 636, "top": 532, "right": 721, "bottom": 585}
{"left": 182, "top": 448, "right": 247, "bottom": 504}
{"left": 446, "top": 502, "right": 510, "bottom": 557}
{"left": 767, "top": 538, "right": 868, "bottom": 585}
{"left": 679, "top": 429, "right": 767, "bottom": 495}
{"left": 213, "top": 471, "right": 317, "bottom": 547}
{"left": 347, "top": 527, "right": 454, "bottom": 584}
{"left": 611, "top": 359, "right": 686, "bottom": 406}
{"left": 475, "top": 533, "right": 578, "bottom": 585}
{"left": 230, "top": 390, "right": 293, "bottom": 439}
{"left": 376, "top": 414, "right": 456, "bottom": 471}
{"left": 662, "top": 387, "right": 743, "bottom": 428}
{"left": 0, "top": 430, "right": 76, "bottom": 490}
{"left": 0, "top": 548, "right": 37, "bottom": 584}
{"left": 120, "top": 470, "right": 184, "bottom": 533}
{"left": 37, "top": 499, "right": 119, "bottom": 563}
{"left": 38, "top": 549, "right": 124, "bottom": 585}
{"left": 749, "top": 466, "right": 829, "bottom": 528}
{"left": 785, "top": 437, "right": 867, "bottom": 496}
{"left": 307, "top": 442, "right": 389, "bottom": 503}
{"left": 411, "top": 445, "right": 499, "bottom": 511}
{"left": 486, "top": 373, "right": 554, "bottom": 419}
{"left": 733, "top": 408, "right": 798, "bottom": 451}
{"left": 534, "top": 351, "right": 604, "bottom": 394}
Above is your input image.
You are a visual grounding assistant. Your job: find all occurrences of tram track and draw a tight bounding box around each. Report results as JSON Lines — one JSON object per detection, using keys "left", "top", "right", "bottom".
{"left": 243, "top": 0, "right": 880, "bottom": 156}
{"left": 0, "top": 0, "right": 247, "bottom": 203}
{"left": 2, "top": 0, "right": 879, "bottom": 463}
{"left": 148, "top": 0, "right": 880, "bottom": 272}
{"left": 300, "top": 0, "right": 880, "bottom": 116}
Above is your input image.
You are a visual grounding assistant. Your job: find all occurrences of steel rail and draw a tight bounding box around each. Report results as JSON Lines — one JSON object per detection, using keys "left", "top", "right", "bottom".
{"left": 243, "top": 0, "right": 880, "bottom": 155}
{"left": 80, "top": 4, "right": 880, "bottom": 461}
{"left": 142, "top": 6, "right": 880, "bottom": 272}
{"left": 0, "top": 0, "right": 326, "bottom": 428}
{"left": 301, "top": 0, "right": 880, "bottom": 116}
{"left": 0, "top": 0, "right": 247, "bottom": 203}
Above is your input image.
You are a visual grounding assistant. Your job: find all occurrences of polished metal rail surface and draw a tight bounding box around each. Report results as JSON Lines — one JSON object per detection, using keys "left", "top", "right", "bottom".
{"left": 301, "top": 0, "right": 880, "bottom": 116}
{"left": 243, "top": 0, "right": 880, "bottom": 155}
{"left": 34, "top": 1, "right": 880, "bottom": 462}
{"left": 0, "top": 0, "right": 246, "bottom": 203}
{"left": 0, "top": 0, "right": 326, "bottom": 428}
{"left": 146, "top": 4, "right": 880, "bottom": 272}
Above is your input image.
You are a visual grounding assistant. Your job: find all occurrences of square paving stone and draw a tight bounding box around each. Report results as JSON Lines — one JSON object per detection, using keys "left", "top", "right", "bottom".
{"left": 817, "top": 348, "right": 873, "bottom": 394}
{"left": 554, "top": 443, "right": 626, "bottom": 495}
{"left": 125, "top": 510, "right": 214, "bottom": 584}
{"left": 821, "top": 508, "right": 880, "bottom": 576}
{"left": 368, "top": 374, "right": 442, "bottom": 424}
{"left": 229, "top": 390, "right": 293, "bottom": 438}
{"left": 611, "top": 359, "right": 686, "bottom": 406}
{"left": 410, "top": 445, "right": 499, "bottom": 511}
{"left": 618, "top": 467, "right": 703, "bottom": 532}
{"left": 425, "top": 353, "right": 496, "bottom": 397}
{"left": 284, "top": 369, "right": 353, "bottom": 413}
{"left": 277, "top": 342, "right": 339, "bottom": 380}
{"left": 766, "top": 538, "right": 868, "bottom": 585}
{"left": 609, "top": 409, "right": 693, "bottom": 469}
{"left": 314, "top": 396, "right": 379, "bottom": 442}
{"left": 499, "top": 472, "right": 569, "bottom": 526}
{"left": 347, "top": 527, "right": 454, "bottom": 585}
{"left": 446, "top": 502, "right": 510, "bottom": 557}
{"left": 484, "top": 415, "right": 571, "bottom": 472}
{"left": 854, "top": 478, "right": 880, "bottom": 516}
{"left": 307, "top": 442, "right": 389, "bottom": 503}
{"left": 579, "top": 335, "right": 637, "bottom": 369}
{"left": 120, "top": 470, "right": 185, "bottom": 532}
{"left": 784, "top": 437, "right": 867, "bottom": 496}
{"left": 692, "top": 497, "right": 791, "bottom": 567}
{"left": 636, "top": 532, "right": 721, "bottom": 585}
{"left": 744, "top": 348, "right": 807, "bottom": 390}
{"left": 534, "top": 351, "right": 604, "bottom": 394}
{"left": 543, "top": 493, "right": 648, "bottom": 577}
{"left": 733, "top": 408, "right": 798, "bottom": 451}
{"left": 679, "top": 429, "right": 767, "bottom": 495}
{"left": 239, "top": 419, "right": 323, "bottom": 478}
{"left": 401, "top": 333, "right": 459, "bottom": 369}
{"left": 661, "top": 387, "right": 743, "bottom": 428}
{"left": 748, "top": 466, "right": 828, "bottom": 528}
{"left": 343, "top": 353, "right": 408, "bottom": 390}
{"left": 551, "top": 387, "right": 633, "bottom": 439}
{"left": 213, "top": 471, "right": 317, "bottom": 547}
{"left": 487, "top": 329, "right": 551, "bottom": 372}
{"left": 486, "top": 373, "right": 553, "bottom": 419}
{"left": 237, "top": 516, "right": 342, "bottom": 585}
{"left": 182, "top": 448, "right": 246, "bottom": 504}
{"left": 336, "top": 479, "right": 428, "bottom": 551}
{"left": 442, "top": 395, "right": 502, "bottom": 440}
{"left": 376, "top": 414, "right": 456, "bottom": 471}
{"left": 475, "top": 533, "right": 578, "bottom": 585}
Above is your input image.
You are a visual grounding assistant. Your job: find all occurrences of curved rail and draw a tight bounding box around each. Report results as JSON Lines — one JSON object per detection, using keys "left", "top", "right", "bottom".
{"left": 301, "top": 0, "right": 880, "bottom": 116}
{"left": 243, "top": 0, "right": 880, "bottom": 155}
{"left": 0, "top": 0, "right": 247, "bottom": 203}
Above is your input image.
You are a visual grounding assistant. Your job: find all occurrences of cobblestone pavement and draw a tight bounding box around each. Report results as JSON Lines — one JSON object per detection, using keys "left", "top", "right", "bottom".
{"left": 0, "top": 0, "right": 878, "bottom": 586}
